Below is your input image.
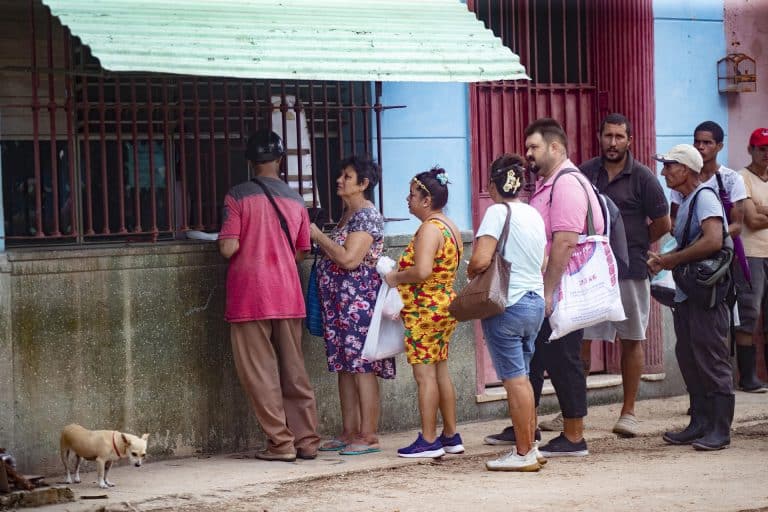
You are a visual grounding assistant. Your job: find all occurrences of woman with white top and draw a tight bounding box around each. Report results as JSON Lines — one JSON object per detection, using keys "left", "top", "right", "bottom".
{"left": 467, "top": 154, "right": 547, "bottom": 472}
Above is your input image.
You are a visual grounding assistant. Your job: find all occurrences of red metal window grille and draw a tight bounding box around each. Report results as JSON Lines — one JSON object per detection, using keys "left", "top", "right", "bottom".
{"left": 1, "top": 0, "right": 393, "bottom": 246}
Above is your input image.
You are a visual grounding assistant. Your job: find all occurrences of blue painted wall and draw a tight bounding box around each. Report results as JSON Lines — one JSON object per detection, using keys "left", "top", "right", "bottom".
{"left": 653, "top": 0, "right": 729, "bottom": 183}
{"left": 379, "top": 82, "right": 471, "bottom": 235}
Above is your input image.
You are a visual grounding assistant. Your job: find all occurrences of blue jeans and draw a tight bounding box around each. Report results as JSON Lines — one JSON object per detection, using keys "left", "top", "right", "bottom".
{"left": 481, "top": 291, "right": 545, "bottom": 380}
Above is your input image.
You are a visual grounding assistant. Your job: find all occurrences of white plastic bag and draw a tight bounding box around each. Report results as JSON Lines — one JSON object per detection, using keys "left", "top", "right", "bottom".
{"left": 549, "top": 234, "right": 626, "bottom": 340}
{"left": 381, "top": 286, "right": 404, "bottom": 319}
{"left": 362, "top": 282, "right": 405, "bottom": 361}
{"left": 361, "top": 255, "right": 405, "bottom": 362}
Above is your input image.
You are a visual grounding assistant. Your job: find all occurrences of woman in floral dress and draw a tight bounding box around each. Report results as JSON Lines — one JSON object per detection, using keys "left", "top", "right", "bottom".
{"left": 310, "top": 156, "right": 395, "bottom": 456}
{"left": 384, "top": 167, "right": 463, "bottom": 458}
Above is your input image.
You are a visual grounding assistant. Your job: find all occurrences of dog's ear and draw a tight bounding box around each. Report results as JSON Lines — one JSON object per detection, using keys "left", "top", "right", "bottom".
{"left": 122, "top": 433, "right": 129, "bottom": 444}
{"left": 141, "top": 434, "right": 149, "bottom": 441}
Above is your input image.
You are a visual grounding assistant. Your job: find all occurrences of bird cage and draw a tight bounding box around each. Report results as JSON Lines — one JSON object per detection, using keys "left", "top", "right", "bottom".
{"left": 718, "top": 53, "right": 757, "bottom": 93}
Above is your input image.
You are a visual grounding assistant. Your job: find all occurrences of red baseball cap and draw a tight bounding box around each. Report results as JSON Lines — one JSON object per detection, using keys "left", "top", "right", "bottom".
{"left": 749, "top": 128, "right": 768, "bottom": 147}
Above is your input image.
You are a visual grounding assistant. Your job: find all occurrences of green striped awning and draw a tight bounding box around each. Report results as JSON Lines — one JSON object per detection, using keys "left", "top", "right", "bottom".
{"left": 41, "top": 0, "right": 529, "bottom": 82}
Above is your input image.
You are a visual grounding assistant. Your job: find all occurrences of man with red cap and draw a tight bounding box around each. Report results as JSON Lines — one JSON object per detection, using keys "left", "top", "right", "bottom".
{"left": 733, "top": 128, "right": 768, "bottom": 392}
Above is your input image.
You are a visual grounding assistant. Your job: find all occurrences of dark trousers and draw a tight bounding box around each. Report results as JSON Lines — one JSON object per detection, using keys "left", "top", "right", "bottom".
{"left": 672, "top": 300, "right": 734, "bottom": 396}
{"left": 529, "top": 318, "right": 587, "bottom": 418}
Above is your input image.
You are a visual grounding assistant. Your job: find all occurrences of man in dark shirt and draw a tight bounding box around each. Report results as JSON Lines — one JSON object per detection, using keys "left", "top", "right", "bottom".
{"left": 580, "top": 113, "right": 671, "bottom": 437}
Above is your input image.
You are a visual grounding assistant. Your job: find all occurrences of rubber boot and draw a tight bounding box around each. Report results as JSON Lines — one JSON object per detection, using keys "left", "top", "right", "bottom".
{"left": 736, "top": 345, "right": 767, "bottom": 393}
{"left": 663, "top": 394, "right": 709, "bottom": 445}
{"left": 692, "top": 393, "right": 735, "bottom": 451}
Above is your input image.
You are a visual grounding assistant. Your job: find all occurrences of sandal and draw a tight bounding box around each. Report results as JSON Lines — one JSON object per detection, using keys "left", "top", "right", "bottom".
{"left": 318, "top": 439, "right": 347, "bottom": 451}
{"left": 340, "top": 443, "right": 381, "bottom": 456}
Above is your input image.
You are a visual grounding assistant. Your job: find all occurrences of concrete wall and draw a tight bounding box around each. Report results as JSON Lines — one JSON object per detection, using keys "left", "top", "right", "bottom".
{"left": 654, "top": 0, "right": 730, "bottom": 167}
{"left": 724, "top": 0, "right": 768, "bottom": 168}
{"left": 0, "top": 244, "right": 260, "bottom": 473}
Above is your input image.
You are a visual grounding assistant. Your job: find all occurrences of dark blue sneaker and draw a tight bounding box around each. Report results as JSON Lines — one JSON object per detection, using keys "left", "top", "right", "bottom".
{"left": 438, "top": 432, "right": 464, "bottom": 454}
{"left": 397, "top": 432, "right": 445, "bottom": 458}
{"left": 538, "top": 433, "right": 588, "bottom": 457}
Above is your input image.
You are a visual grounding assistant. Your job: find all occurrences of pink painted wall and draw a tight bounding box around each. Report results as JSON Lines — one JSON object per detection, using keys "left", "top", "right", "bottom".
{"left": 724, "top": 0, "right": 768, "bottom": 169}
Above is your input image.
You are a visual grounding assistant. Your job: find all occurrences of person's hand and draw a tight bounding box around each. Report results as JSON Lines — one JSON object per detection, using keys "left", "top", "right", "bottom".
{"left": 309, "top": 223, "right": 322, "bottom": 241}
{"left": 545, "top": 294, "right": 554, "bottom": 317}
{"left": 384, "top": 271, "right": 398, "bottom": 288}
{"left": 646, "top": 251, "right": 665, "bottom": 275}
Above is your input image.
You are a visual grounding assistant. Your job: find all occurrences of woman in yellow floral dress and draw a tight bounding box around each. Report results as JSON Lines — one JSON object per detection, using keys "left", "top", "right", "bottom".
{"left": 384, "top": 167, "right": 463, "bottom": 458}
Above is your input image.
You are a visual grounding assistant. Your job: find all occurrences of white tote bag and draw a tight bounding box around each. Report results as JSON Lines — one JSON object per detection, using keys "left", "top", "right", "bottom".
{"left": 548, "top": 234, "right": 626, "bottom": 340}
{"left": 361, "top": 282, "right": 405, "bottom": 362}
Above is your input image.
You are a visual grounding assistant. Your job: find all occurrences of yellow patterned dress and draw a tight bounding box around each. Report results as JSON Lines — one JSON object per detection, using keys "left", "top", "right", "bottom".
{"left": 397, "top": 219, "right": 461, "bottom": 365}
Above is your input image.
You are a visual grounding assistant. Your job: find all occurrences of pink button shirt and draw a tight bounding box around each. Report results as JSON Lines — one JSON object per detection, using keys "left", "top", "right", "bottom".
{"left": 528, "top": 158, "right": 605, "bottom": 255}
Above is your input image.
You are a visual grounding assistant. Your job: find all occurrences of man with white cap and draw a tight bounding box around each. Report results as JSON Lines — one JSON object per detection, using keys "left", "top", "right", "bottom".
{"left": 648, "top": 144, "right": 735, "bottom": 451}
{"left": 733, "top": 128, "right": 768, "bottom": 392}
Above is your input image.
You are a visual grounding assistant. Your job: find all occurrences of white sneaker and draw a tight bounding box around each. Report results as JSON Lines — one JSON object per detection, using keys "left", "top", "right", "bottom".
{"left": 485, "top": 448, "right": 541, "bottom": 472}
{"left": 533, "top": 441, "right": 547, "bottom": 466}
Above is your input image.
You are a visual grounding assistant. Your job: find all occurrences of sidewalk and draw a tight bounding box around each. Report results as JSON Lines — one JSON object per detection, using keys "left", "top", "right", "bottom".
{"left": 35, "top": 392, "right": 768, "bottom": 512}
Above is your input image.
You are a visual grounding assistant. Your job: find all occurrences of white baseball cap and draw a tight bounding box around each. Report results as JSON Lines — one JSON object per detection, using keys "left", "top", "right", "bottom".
{"left": 654, "top": 144, "right": 703, "bottom": 173}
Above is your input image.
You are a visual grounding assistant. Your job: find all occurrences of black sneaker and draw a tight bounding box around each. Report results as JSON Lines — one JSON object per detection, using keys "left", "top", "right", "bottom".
{"left": 538, "top": 433, "right": 588, "bottom": 457}
{"left": 483, "top": 426, "right": 542, "bottom": 445}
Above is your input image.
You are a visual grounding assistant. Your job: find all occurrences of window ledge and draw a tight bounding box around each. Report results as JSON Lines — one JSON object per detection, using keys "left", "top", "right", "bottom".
{"left": 476, "top": 373, "right": 655, "bottom": 403}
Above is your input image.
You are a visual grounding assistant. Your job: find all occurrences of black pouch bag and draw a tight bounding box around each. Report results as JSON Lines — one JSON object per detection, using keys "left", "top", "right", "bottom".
{"left": 672, "top": 187, "right": 734, "bottom": 309}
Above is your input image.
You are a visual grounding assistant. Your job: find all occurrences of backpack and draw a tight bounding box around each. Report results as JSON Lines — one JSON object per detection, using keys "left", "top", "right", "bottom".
{"left": 549, "top": 169, "right": 630, "bottom": 271}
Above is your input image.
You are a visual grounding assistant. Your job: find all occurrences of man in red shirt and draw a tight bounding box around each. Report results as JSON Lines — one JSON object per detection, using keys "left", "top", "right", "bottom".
{"left": 219, "top": 130, "right": 320, "bottom": 462}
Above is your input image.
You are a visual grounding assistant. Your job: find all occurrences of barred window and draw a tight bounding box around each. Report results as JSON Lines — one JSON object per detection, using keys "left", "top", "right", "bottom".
{"left": 1, "top": 2, "right": 391, "bottom": 246}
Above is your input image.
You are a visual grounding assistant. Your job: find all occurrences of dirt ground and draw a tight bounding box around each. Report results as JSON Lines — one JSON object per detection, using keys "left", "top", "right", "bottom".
{"left": 152, "top": 422, "right": 768, "bottom": 512}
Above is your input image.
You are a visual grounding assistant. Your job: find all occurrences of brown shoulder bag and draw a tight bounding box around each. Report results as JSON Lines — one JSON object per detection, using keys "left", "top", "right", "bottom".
{"left": 448, "top": 203, "right": 511, "bottom": 321}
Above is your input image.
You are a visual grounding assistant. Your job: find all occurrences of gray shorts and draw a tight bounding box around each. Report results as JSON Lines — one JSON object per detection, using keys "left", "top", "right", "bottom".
{"left": 735, "top": 256, "right": 768, "bottom": 334}
{"left": 583, "top": 278, "right": 650, "bottom": 342}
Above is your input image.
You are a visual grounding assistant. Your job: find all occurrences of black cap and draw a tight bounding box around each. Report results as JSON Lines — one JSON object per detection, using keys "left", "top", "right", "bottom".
{"left": 246, "top": 130, "right": 285, "bottom": 163}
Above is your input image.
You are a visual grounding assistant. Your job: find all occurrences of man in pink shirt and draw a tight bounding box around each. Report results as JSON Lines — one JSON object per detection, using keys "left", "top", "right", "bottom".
{"left": 526, "top": 118, "right": 604, "bottom": 458}
{"left": 219, "top": 130, "right": 320, "bottom": 462}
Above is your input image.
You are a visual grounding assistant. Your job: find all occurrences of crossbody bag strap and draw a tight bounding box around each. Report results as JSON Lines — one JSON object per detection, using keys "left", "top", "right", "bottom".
{"left": 714, "top": 172, "right": 733, "bottom": 219}
{"left": 251, "top": 176, "right": 296, "bottom": 254}
{"left": 680, "top": 187, "right": 728, "bottom": 249}
{"left": 549, "top": 169, "right": 597, "bottom": 236}
{"left": 496, "top": 202, "right": 512, "bottom": 260}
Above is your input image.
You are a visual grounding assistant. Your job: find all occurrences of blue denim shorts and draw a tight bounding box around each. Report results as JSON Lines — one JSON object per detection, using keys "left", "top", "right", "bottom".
{"left": 481, "top": 291, "right": 545, "bottom": 380}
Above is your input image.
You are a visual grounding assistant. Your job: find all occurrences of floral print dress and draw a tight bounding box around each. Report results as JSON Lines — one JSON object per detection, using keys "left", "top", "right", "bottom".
{"left": 317, "top": 207, "right": 395, "bottom": 378}
{"left": 397, "top": 218, "right": 461, "bottom": 365}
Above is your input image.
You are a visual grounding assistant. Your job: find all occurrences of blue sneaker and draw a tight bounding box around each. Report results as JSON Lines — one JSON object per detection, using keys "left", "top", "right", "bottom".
{"left": 438, "top": 432, "right": 465, "bottom": 454}
{"left": 397, "top": 432, "right": 445, "bottom": 458}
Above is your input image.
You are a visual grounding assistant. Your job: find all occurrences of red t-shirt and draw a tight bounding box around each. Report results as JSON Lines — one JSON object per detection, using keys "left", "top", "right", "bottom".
{"left": 219, "top": 177, "right": 310, "bottom": 322}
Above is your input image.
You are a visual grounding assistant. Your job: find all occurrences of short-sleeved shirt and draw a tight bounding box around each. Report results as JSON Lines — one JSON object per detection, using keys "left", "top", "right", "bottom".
{"left": 738, "top": 167, "right": 768, "bottom": 257}
{"left": 528, "top": 158, "right": 605, "bottom": 255}
{"left": 670, "top": 165, "right": 747, "bottom": 206}
{"left": 219, "top": 177, "right": 310, "bottom": 322}
{"left": 476, "top": 202, "right": 546, "bottom": 306}
{"left": 672, "top": 184, "right": 728, "bottom": 302}
{"left": 580, "top": 152, "right": 669, "bottom": 279}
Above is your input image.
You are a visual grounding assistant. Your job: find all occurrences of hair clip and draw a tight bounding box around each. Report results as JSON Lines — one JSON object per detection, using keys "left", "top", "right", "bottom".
{"left": 436, "top": 173, "right": 449, "bottom": 185}
{"left": 412, "top": 177, "right": 430, "bottom": 196}
{"left": 502, "top": 172, "right": 521, "bottom": 194}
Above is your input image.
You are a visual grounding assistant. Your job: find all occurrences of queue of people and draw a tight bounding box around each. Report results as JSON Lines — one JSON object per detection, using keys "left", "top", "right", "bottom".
{"left": 217, "top": 119, "right": 768, "bottom": 471}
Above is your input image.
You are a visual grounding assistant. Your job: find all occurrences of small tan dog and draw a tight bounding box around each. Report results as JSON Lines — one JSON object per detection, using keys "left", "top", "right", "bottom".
{"left": 60, "top": 423, "right": 149, "bottom": 489}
